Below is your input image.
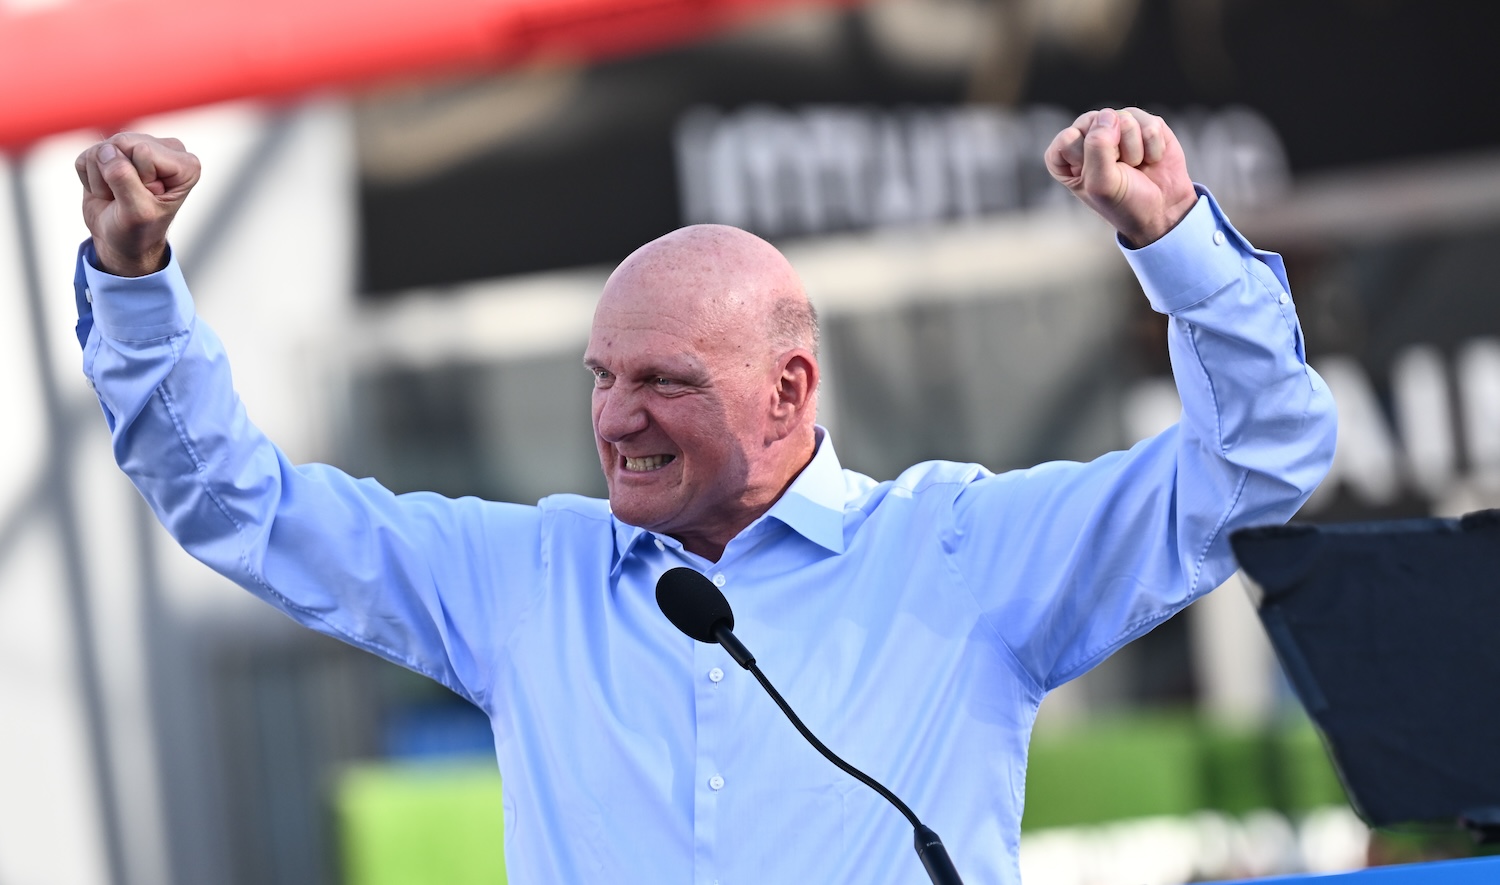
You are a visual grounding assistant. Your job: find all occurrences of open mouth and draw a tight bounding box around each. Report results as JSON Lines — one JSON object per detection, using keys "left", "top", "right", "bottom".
{"left": 623, "top": 454, "right": 676, "bottom": 472}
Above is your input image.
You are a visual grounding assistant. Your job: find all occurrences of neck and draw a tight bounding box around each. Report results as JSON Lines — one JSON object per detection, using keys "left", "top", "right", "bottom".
{"left": 674, "top": 427, "right": 819, "bottom": 562}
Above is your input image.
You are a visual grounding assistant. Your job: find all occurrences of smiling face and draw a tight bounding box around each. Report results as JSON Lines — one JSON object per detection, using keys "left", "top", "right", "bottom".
{"left": 585, "top": 225, "right": 819, "bottom": 560}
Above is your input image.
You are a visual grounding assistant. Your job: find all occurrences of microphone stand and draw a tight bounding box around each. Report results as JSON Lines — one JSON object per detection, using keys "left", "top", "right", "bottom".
{"left": 712, "top": 623, "right": 965, "bottom": 885}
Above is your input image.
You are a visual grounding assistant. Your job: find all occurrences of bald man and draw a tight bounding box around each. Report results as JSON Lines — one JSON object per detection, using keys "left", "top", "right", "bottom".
{"left": 73, "top": 108, "right": 1336, "bottom": 884}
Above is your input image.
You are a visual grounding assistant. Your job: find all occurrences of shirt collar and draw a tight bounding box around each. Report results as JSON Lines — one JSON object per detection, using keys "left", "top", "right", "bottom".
{"left": 610, "top": 426, "right": 848, "bottom": 570}
{"left": 760, "top": 425, "right": 847, "bottom": 554}
{"left": 611, "top": 521, "right": 654, "bottom": 575}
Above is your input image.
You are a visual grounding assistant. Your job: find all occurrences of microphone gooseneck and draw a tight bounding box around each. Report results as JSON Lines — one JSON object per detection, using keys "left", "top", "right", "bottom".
{"left": 654, "top": 566, "right": 965, "bottom": 885}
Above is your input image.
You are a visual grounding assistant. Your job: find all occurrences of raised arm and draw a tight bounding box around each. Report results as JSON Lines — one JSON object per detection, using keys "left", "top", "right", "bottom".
{"left": 73, "top": 135, "right": 543, "bottom": 709}
{"left": 949, "top": 108, "right": 1337, "bottom": 691}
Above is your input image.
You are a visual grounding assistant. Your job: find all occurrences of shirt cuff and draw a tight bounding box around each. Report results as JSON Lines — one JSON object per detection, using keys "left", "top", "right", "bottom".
{"left": 1118, "top": 185, "right": 1268, "bottom": 315}
{"left": 78, "top": 239, "right": 195, "bottom": 342}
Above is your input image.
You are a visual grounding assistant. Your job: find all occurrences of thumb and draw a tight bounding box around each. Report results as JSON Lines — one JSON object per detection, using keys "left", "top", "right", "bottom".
{"left": 1081, "top": 109, "right": 1126, "bottom": 206}
{"left": 96, "top": 143, "right": 161, "bottom": 218}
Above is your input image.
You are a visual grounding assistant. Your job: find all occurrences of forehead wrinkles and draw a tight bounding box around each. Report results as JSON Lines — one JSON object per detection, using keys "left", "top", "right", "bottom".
{"left": 593, "top": 285, "right": 736, "bottom": 349}
{"left": 593, "top": 224, "right": 800, "bottom": 368}
{"left": 595, "top": 278, "right": 758, "bottom": 356}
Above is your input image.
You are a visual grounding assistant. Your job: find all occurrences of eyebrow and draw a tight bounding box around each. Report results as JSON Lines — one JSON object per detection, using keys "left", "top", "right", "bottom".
{"left": 583, "top": 356, "right": 711, "bottom": 383}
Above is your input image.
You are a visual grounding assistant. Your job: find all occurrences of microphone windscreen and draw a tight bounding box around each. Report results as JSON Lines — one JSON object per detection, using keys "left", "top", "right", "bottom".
{"left": 656, "top": 567, "right": 734, "bottom": 643}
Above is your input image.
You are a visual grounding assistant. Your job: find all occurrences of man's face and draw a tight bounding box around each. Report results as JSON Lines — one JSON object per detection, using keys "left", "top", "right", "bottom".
{"left": 584, "top": 274, "right": 773, "bottom": 548}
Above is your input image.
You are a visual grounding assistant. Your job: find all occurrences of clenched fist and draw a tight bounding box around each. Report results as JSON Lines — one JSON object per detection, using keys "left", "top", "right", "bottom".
{"left": 1044, "top": 107, "right": 1198, "bottom": 248}
{"left": 75, "top": 134, "right": 200, "bottom": 277}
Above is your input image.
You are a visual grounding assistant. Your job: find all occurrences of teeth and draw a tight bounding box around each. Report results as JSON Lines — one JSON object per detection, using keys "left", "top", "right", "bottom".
{"left": 624, "top": 455, "right": 674, "bottom": 472}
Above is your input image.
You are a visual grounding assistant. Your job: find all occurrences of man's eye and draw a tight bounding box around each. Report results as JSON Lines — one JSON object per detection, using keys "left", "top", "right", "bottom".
{"left": 591, "top": 368, "right": 612, "bottom": 385}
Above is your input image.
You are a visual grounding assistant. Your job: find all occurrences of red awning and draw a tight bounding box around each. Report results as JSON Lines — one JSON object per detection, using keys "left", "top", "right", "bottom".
{"left": 0, "top": 0, "right": 851, "bottom": 150}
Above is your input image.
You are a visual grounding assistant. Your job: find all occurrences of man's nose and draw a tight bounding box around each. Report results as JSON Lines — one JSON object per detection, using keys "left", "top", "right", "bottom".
{"left": 594, "top": 385, "right": 649, "bottom": 441}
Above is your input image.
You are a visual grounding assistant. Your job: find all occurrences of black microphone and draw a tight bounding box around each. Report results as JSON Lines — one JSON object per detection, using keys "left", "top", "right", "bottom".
{"left": 655, "top": 566, "right": 965, "bottom": 885}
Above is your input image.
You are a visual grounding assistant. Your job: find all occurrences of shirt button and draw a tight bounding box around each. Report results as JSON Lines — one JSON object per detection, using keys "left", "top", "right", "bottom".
{"left": 708, "top": 775, "right": 725, "bottom": 791}
{"left": 1278, "top": 292, "right": 1290, "bottom": 304}
{"left": 654, "top": 538, "right": 665, "bottom": 551}
{"left": 1212, "top": 230, "right": 1226, "bottom": 246}
{"left": 712, "top": 573, "right": 726, "bottom": 587}
{"left": 708, "top": 667, "right": 724, "bottom": 683}
{"left": 84, "top": 287, "right": 93, "bottom": 304}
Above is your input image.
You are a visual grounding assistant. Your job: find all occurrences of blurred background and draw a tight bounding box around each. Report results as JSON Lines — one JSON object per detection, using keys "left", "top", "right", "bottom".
{"left": 2, "top": 0, "right": 1498, "bottom": 883}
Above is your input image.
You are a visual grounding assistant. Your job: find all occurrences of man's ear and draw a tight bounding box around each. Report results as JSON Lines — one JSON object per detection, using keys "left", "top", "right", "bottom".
{"left": 768, "top": 351, "right": 818, "bottom": 439}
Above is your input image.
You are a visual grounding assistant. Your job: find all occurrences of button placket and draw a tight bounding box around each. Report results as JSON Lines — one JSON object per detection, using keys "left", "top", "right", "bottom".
{"left": 691, "top": 634, "right": 726, "bottom": 881}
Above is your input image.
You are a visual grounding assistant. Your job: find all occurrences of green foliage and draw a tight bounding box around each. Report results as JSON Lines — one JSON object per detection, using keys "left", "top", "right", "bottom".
{"left": 1022, "top": 712, "right": 1348, "bottom": 831}
{"left": 337, "top": 758, "right": 507, "bottom": 885}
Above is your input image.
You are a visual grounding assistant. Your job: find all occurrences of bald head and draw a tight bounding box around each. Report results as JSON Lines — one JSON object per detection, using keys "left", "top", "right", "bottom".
{"left": 600, "top": 224, "right": 818, "bottom": 359}
{"left": 585, "top": 224, "right": 822, "bottom": 561}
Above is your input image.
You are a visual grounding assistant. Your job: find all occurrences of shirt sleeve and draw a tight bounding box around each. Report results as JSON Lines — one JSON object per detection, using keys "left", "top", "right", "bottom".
{"left": 74, "top": 241, "right": 542, "bottom": 711}
{"left": 948, "top": 188, "right": 1338, "bottom": 691}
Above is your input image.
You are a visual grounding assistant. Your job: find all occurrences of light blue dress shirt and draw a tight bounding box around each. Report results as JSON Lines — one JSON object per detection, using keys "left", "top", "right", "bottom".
{"left": 75, "top": 188, "right": 1336, "bottom": 884}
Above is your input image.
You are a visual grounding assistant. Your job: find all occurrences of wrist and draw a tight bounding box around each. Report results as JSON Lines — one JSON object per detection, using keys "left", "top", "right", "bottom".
{"left": 92, "top": 240, "right": 168, "bottom": 277}
{"left": 1123, "top": 192, "right": 1200, "bottom": 249}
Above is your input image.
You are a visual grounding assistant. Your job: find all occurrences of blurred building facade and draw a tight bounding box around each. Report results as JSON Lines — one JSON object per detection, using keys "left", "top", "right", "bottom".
{"left": 2, "top": 0, "right": 1498, "bottom": 883}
